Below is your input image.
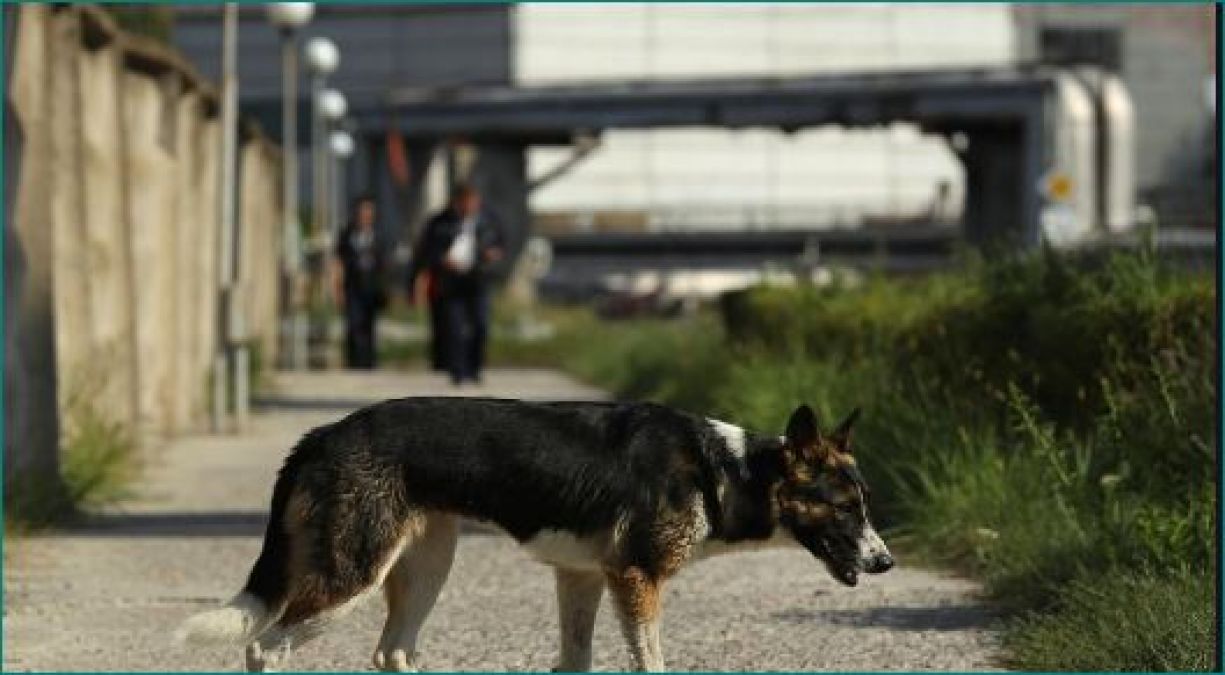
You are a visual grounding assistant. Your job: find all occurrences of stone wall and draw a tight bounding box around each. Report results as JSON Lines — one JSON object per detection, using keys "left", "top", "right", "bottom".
{"left": 5, "top": 4, "right": 283, "bottom": 500}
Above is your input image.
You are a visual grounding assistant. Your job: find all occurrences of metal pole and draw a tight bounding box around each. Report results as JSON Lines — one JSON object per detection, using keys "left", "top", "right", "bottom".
{"left": 213, "top": 2, "right": 240, "bottom": 431}
{"left": 312, "top": 76, "right": 328, "bottom": 251}
{"left": 228, "top": 4, "right": 251, "bottom": 429}
{"left": 308, "top": 73, "right": 326, "bottom": 367}
{"left": 332, "top": 147, "right": 345, "bottom": 241}
{"left": 320, "top": 118, "right": 332, "bottom": 251}
{"left": 279, "top": 27, "right": 307, "bottom": 370}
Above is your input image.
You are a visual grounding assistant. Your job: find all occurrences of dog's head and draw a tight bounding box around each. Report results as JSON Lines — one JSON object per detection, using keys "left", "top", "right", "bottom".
{"left": 775, "top": 404, "right": 893, "bottom": 587}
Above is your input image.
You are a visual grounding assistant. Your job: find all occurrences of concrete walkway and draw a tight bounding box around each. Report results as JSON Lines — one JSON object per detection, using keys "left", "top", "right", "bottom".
{"left": 3, "top": 369, "right": 1001, "bottom": 671}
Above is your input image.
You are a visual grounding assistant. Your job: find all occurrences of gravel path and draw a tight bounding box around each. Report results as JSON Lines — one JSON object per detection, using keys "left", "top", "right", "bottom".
{"left": 4, "top": 369, "right": 1002, "bottom": 672}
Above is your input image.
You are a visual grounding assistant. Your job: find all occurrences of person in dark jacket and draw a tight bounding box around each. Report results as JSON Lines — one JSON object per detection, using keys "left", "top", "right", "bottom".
{"left": 332, "top": 194, "right": 388, "bottom": 369}
{"left": 408, "top": 184, "right": 504, "bottom": 385}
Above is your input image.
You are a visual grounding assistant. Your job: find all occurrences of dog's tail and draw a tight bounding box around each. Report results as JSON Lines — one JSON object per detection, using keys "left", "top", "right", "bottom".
{"left": 177, "top": 446, "right": 306, "bottom": 646}
{"left": 174, "top": 590, "right": 280, "bottom": 645}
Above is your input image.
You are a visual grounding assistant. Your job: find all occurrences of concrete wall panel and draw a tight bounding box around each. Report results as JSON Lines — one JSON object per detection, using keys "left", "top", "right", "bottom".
{"left": 49, "top": 11, "right": 91, "bottom": 410}
{"left": 173, "top": 92, "right": 203, "bottom": 429}
{"left": 192, "top": 117, "right": 221, "bottom": 416}
{"left": 239, "top": 140, "right": 282, "bottom": 365}
{"left": 78, "top": 42, "right": 138, "bottom": 429}
{"left": 5, "top": 4, "right": 64, "bottom": 502}
{"left": 123, "top": 72, "right": 180, "bottom": 437}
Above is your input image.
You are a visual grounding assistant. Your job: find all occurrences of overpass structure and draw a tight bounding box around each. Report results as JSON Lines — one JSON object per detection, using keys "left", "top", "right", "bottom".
{"left": 350, "top": 66, "right": 1133, "bottom": 278}
{"left": 535, "top": 225, "right": 1214, "bottom": 301}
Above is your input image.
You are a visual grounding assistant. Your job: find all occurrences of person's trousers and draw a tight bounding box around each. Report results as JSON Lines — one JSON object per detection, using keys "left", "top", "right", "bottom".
{"left": 441, "top": 287, "right": 489, "bottom": 383}
{"left": 343, "top": 295, "right": 379, "bottom": 369}
{"left": 428, "top": 296, "right": 447, "bottom": 372}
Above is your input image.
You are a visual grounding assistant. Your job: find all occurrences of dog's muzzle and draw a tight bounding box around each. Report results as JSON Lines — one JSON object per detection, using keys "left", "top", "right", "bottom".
{"left": 857, "top": 525, "right": 894, "bottom": 575}
{"left": 863, "top": 551, "right": 894, "bottom": 574}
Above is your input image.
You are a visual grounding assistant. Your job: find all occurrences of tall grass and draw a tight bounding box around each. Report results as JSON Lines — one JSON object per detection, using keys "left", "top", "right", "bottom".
{"left": 530, "top": 249, "right": 1216, "bottom": 671}
{"left": 7, "top": 367, "right": 140, "bottom": 531}
{"left": 1006, "top": 570, "right": 1215, "bottom": 671}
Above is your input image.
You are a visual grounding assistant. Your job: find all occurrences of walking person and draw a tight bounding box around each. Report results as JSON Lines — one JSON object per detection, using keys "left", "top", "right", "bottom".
{"left": 408, "top": 184, "right": 504, "bottom": 385}
{"left": 332, "top": 194, "right": 388, "bottom": 369}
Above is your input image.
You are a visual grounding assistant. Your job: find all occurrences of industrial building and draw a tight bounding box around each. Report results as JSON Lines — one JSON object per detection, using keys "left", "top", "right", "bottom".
{"left": 172, "top": 4, "right": 1215, "bottom": 243}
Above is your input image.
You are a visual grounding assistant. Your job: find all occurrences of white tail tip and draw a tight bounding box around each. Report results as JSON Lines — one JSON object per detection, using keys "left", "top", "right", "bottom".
{"left": 176, "top": 592, "right": 270, "bottom": 645}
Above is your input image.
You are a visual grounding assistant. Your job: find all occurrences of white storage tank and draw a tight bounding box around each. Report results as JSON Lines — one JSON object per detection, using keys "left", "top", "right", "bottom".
{"left": 1041, "top": 71, "right": 1098, "bottom": 246}
{"left": 1097, "top": 73, "right": 1137, "bottom": 234}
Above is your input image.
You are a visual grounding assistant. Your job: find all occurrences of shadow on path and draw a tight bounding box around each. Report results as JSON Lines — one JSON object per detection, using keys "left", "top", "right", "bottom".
{"left": 65, "top": 511, "right": 270, "bottom": 538}
{"left": 773, "top": 604, "right": 1000, "bottom": 632}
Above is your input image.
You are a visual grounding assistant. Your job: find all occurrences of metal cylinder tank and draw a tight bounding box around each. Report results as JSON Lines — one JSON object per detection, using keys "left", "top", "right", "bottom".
{"left": 1094, "top": 73, "right": 1137, "bottom": 234}
{"left": 1043, "top": 71, "right": 1098, "bottom": 246}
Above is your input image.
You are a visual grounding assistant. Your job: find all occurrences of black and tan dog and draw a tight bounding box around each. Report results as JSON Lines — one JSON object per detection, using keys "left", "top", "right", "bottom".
{"left": 178, "top": 398, "right": 893, "bottom": 672}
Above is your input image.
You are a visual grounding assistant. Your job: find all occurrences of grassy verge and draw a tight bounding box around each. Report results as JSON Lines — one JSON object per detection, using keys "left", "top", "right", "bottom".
{"left": 6, "top": 371, "right": 140, "bottom": 532}
{"left": 1006, "top": 569, "right": 1215, "bottom": 671}
{"left": 60, "top": 390, "right": 139, "bottom": 510}
{"left": 431, "top": 249, "right": 1216, "bottom": 671}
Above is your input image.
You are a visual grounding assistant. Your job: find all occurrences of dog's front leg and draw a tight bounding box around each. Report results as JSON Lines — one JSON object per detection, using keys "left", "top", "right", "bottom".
{"left": 553, "top": 568, "right": 605, "bottom": 672}
{"left": 244, "top": 630, "right": 295, "bottom": 672}
{"left": 606, "top": 567, "right": 665, "bottom": 672}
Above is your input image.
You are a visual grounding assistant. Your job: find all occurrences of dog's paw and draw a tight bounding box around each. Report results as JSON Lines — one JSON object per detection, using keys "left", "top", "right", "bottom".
{"left": 246, "top": 643, "right": 283, "bottom": 673}
{"left": 372, "top": 648, "right": 420, "bottom": 672}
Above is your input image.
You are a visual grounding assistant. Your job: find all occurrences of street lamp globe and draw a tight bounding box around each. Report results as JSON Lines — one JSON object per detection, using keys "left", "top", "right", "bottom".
{"left": 329, "top": 130, "right": 355, "bottom": 159}
{"left": 266, "top": 3, "right": 314, "bottom": 31}
{"left": 317, "top": 89, "right": 348, "bottom": 122}
{"left": 304, "top": 37, "right": 339, "bottom": 76}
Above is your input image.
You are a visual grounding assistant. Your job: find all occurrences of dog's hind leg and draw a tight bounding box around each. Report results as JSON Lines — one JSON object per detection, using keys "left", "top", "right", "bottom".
{"left": 606, "top": 567, "right": 665, "bottom": 672}
{"left": 552, "top": 568, "right": 605, "bottom": 672}
{"left": 373, "top": 512, "right": 459, "bottom": 672}
{"left": 246, "top": 495, "right": 419, "bottom": 671}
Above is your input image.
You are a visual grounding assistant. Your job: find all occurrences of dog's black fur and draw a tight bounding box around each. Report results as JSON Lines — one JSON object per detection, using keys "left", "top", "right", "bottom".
{"left": 248, "top": 398, "right": 788, "bottom": 604}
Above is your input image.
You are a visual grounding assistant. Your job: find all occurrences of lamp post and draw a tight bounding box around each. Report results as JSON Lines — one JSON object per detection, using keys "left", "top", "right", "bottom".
{"left": 266, "top": 2, "right": 314, "bottom": 370}
{"left": 304, "top": 37, "right": 338, "bottom": 367}
{"left": 317, "top": 89, "right": 348, "bottom": 240}
{"left": 329, "top": 129, "right": 355, "bottom": 240}
{"left": 305, "top": 37, "right": 339, "bottom": 249}
{"left": 213, "top": 3, "right": 242, "bottom": 431}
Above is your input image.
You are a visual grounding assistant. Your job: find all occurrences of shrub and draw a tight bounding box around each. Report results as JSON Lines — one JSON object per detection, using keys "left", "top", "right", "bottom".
{"left": 1006, "top": 570, "right": 1217, "bottom": 671}
{"left": 60, "top": 369, "right": 140, "bottom": 509}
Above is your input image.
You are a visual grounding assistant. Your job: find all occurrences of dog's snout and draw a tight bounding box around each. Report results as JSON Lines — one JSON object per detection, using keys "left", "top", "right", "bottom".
{"left": 857, "top": 526, "right": 892, "bottom": 574}
{"left": 865, "top": 552, "right": 894, "bottom": 574}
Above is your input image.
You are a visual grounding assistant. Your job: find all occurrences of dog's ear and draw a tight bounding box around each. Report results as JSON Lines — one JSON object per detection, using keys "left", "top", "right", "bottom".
{"left": 830, "top": 407, "right": 861, "bottom": 450}
{"left": 785, "top": 404, "right": 820, "bottom": 448}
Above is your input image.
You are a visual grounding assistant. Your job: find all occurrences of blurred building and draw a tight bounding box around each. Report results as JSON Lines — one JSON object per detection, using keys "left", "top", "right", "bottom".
{"left": 173, "top": 3, "right": 1215, "bottom": 235}
{"left": 517, "top": 4, "right": 1012, "bottom": 232}
{"left": 1013, "top": 5, "right": 1216, "bottom": 229}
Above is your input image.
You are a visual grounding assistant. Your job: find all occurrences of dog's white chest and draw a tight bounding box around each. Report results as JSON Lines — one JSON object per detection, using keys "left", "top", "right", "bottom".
{"left": 521, "top": 529, "right": 605, "bottom": 570}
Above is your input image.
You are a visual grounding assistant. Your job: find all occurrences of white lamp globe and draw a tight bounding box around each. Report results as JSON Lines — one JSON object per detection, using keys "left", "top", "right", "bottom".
{"left": 330, "top": 130, "right": 355, "bottom": 159}
{"left": 266, "top": 3, "right": 314, "bottom": 30}
{"left": 317, "top": 89, "right": 347, "bottom": 121}
{"left": 305, "top": 37, "right": 339, "bottom": 75}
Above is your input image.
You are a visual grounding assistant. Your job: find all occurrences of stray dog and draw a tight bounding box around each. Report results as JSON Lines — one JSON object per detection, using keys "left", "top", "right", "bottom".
{"left": 178, "top": 398, "right": 893, "bottom": 672}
